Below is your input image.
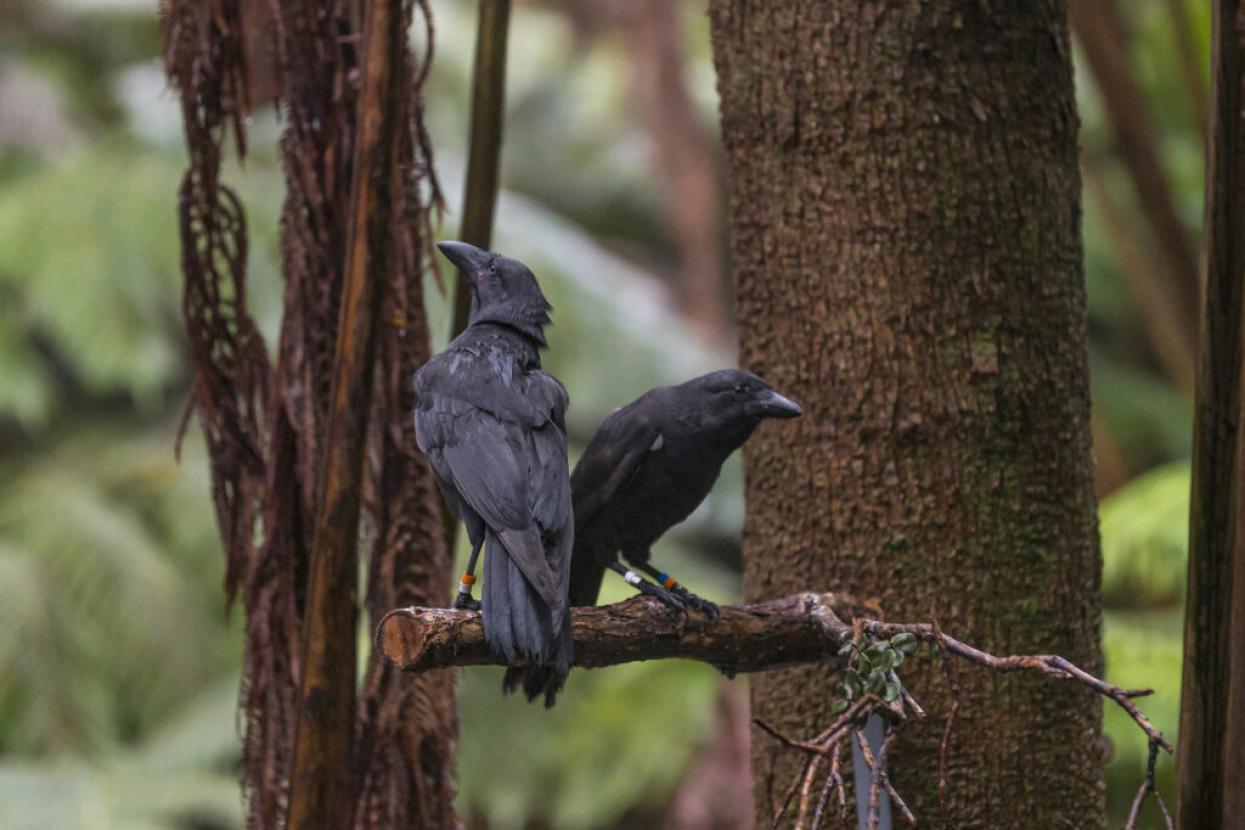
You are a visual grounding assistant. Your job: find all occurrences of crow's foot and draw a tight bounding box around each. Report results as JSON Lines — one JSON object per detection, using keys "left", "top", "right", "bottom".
{"left": 671, "top": 585, "right": 720, "bottom": 620}
{"left": 452, "top": 592, "right": 481, "bottom": 611}
{"left": 632, "top": 578, "right": 687, "bottom": 613}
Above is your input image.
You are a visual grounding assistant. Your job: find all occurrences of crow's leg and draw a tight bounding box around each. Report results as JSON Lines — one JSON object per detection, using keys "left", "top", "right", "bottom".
{"left": 453, "top": 536, "right": 483, "bottom": 611}
{"left": 633, "top": 561, "right": 720, "bottom": 619}
{"left": 608, "top": 560, "right": 686, "bottom": 612}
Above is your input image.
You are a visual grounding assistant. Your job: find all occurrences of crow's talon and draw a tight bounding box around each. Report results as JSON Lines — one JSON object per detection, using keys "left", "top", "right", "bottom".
{"left": 637, "top": 581, "right": 686, "bottom": 612}
{"left": 673, "top": 586, "right": 720, "bottom": 619}
{"left": 453, "top": 592, "right": 481, "bottom": 611}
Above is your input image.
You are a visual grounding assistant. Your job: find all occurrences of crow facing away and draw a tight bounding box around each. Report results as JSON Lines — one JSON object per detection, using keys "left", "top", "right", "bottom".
{"left": 569, "top": 370, "right": 801, "bottom": 615}
{"left": 414, "top": 241, "right": 573, "bottom": 705}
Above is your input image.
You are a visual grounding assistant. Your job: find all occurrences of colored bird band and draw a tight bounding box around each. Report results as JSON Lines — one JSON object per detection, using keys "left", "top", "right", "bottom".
{"left": 657, "top": 572, "right": 678, "bottom": 590}
{"left": 459, "top": 571, "right": 477, "bottom": 596}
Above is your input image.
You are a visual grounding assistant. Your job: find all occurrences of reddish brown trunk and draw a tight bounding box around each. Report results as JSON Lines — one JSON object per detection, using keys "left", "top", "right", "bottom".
{"left": 709, "top": 2, "right": 1103, "bottom": 825}
{"left": 287, "top": 0, "right": 402, "bottom": 824}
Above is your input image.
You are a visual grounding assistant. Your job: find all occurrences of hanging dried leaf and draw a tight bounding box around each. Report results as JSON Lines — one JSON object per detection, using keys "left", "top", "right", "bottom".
{"left": 161, "top": 0, "right": 270, "bottom": 603}
{"left": 165, "top": 0, "right": 453, "bottom": 823}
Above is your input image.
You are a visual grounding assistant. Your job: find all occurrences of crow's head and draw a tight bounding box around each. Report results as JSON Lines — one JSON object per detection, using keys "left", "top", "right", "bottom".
{"left": 685, "top": 369, "right": 802, "bottom": 434}
{"left": 438, "top": 241, "right": 554, "bottom": 346}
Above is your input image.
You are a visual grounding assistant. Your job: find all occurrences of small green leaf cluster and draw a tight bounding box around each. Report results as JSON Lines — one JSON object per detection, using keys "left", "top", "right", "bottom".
{"left": 830, "top": 633, "right": 921, "bottom": 715}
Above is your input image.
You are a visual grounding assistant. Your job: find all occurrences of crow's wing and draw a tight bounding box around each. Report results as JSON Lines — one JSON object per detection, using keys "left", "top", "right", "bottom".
{"left": 570, "top": 402, "right": 660, "bottom": 533}
{"left": 414, "top": 351, "right": 568, "bottom": 608}
{"left": 524, "top": 369, "right": 572, "bottom": 535}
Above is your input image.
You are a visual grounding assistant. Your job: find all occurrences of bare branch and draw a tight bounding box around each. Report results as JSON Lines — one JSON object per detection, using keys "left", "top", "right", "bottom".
{"left": 377, "top": 592, "right": 874, "bottom": 674}
{"left": 862, "top": 620, "right": 1173, "bottom": 754}
{"left": 1124, "top": 738, "right": 1174, "bottom": 830}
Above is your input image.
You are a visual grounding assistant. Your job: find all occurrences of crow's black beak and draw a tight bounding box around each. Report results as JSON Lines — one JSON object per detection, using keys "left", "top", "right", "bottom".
{"left": 749, "top": 388, "right": 802, "bottom": 419}
{"left": 437, "top": 240, "right": 491, "bottom": 281}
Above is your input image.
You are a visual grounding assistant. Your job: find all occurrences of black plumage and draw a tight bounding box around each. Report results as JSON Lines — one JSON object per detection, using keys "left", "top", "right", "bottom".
{"left": 569, "top": 370, "right": 801, "bottom": 610}
{"left": 414, "top": 241, "right": 573, "bottom": 705}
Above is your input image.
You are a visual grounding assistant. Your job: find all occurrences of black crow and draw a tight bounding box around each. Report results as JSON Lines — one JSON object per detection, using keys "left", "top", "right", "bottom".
{"left": 569, "top": 370, "right": 801, "bottom": 616}
{"left": 414, "top": 241, "right": 573, "bottom": 705}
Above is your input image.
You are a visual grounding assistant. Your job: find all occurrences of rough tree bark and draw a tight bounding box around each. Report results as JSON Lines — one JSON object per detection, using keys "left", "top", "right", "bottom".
{"left": 1176, "top": 1, "right": 1245, "bottom": 825}
{"left": 709, "top": 3, "right": 1104, "bottom": 826}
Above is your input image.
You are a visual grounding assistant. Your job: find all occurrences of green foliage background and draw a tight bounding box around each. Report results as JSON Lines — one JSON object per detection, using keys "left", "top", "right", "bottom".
{"left": 0, "top": 1, "right": 1202, "bottom": 827}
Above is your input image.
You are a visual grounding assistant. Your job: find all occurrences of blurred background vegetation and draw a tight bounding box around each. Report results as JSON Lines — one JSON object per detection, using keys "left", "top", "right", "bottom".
{"left": 0, "top": 0, "right": 1203, "bottom": 827}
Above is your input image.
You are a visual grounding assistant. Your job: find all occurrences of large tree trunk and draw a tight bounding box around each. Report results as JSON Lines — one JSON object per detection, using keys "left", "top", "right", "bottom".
{"left": 709, "top": 3, "right": 1104, "bottom": 826}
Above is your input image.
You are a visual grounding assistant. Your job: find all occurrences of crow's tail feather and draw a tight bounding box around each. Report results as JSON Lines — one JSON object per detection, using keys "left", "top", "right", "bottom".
{"left": 502, "top": 609, "right": 573, "bottom": 707}
{"left": 482, "top": 531, "right": 572, "bottom": 705}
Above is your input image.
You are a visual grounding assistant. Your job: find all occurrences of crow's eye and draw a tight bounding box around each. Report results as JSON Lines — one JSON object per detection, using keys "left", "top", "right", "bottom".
{"left": 733, "top": 384, "right": 746, "bottom": 396}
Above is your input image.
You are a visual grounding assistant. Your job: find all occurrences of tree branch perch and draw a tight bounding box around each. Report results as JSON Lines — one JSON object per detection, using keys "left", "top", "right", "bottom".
{"left": 378, "top": 592, "right": 877, "bottom": 674}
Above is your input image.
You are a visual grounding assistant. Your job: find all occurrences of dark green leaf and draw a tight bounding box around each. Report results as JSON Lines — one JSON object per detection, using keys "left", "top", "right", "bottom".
{"left": 891, "top": 632, "right": 920, "bottom": 656}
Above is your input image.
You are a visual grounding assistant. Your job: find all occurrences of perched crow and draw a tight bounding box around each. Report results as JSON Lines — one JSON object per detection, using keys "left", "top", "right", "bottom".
{"left": 414, "top": 241, "right": 573, "bottom": 705}
{"left": 569, "top": 370, "right": 801, "bottom": 615}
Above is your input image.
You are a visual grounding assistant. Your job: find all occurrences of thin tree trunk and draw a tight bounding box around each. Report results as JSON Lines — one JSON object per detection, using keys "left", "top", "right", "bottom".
{"left": 287, "top": 0, "right": 400, "bottom": 824}
{"left": 709, "top": 2, "right": 1103, "bottom": 825}
{"left": 1176, "top": 2, "right": 1245, "bottom": 825}
{"left": 452, "top": 0, "right": 511, "bottom": 337}
{"left": 351, "top": 2, "right": 458, "bottom": 825}
{"left": 445, "top": 0, "right": 511, "bottom": 553}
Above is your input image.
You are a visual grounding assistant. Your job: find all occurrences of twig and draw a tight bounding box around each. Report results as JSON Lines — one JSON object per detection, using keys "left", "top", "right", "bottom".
{"left": 858, "top": 732, "right": 909, "bottom": 826}
{"left": 754, "top": 697, "right": 876, "bottom": 755}
{"left": 862, "top": 620, "right": 1173, "bottom": 754}
{"left": 809, "top": 743, "right": 845, "bottom": 829}
{"left": 794, "top": 754, "right": 822, "bottom": 830}
{"left": 1123, "top": 738, "right": 1173, "bottom": 830}
{"left": 856, "top": 729, "right": 886, "bottom": 830}
{"left": 771, "top": 753, "right": 813, "bottom": 829}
